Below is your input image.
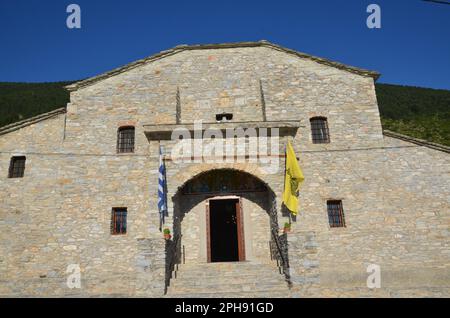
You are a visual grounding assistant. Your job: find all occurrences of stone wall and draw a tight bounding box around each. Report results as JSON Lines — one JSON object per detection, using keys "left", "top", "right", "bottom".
{"left": 0, "top": 44, "right": 448, "bottom": 297}
{"left": 0, "top": 114, "right": 67, "bottom": 295}
{"left": 288, "top": 136, "right": 449, "bottom": 297}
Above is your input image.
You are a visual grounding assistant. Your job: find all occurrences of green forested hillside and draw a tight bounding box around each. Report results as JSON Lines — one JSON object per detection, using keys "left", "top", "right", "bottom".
{"left": 0, "top": 81, "right": 449, "bottom": 146}
{"left": 0, "top": 82, "right": 73, "bottom": 128}
{"left": 376, "top": 83, "right": 450, "bottom": 146}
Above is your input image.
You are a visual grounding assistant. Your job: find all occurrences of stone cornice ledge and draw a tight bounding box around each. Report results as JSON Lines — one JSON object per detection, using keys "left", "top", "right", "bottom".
{"left": 383, "top": 130, "right": 450, "bottom": 154}
{"left": 143, "top": 120, "right": 303, "bottom": 140}
{"left": 66, "top": 40, "right": 380, "bottom": 91}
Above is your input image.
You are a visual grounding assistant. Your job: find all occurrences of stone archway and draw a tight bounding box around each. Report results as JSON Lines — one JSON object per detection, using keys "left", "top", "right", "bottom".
{"left": 171, "top": 168, "right": 281, "bottom": 265}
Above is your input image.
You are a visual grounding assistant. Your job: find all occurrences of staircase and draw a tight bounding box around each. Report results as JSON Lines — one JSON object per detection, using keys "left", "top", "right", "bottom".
{"left": 165, "top": 261, "right": 291, "bottom": 298}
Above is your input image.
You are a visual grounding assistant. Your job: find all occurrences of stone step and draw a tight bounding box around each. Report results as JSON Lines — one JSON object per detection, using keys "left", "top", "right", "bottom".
{"left": 169, "top": 285, "right": 289, "bottom": 295}
{"left": 167, "top": 284, "right": 290, "bottom": 295}
{"left": 169, "top": 280, "right": 288, "bottom": 291}
{"left": 170, "top": 275, "right": 284, "bottom": 286}
{"left": 166, "top": 261, "right": 289, "bottom": 298}
{"left": 174, "top": 262, "right": 280, "bottom": 271}
{"left": 171, "top": 269, "right": 284, "bottom": 279}
{"left": 174, "top": 264, "right": 280, "bottom": 272}
{"left": 172, "top": 269, "right": 283, "bottom": 279}
{"left": 176, "top": 261, "right": 277, "bottom": 269}
{"left": 166, "top": 289, "right": 291, "bottom": 298}
{"left": 172, "top": 262, "right": 281, "bottom": 277}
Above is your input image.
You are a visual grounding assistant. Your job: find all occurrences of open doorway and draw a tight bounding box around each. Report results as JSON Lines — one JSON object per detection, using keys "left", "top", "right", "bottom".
{"left": 207, "top": 198, "right": 245, "bottom": 262}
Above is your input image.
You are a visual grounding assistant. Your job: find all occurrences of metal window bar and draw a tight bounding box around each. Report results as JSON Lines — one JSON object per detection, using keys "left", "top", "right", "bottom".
{"left": 327, "top": 201, "right": 345, "bottom": 227}
{"left": 310, "top": 118, "right": 330, "bottom": 144}
{"left": 9, "top": 156, "right": 26, "bottom": 178}
{"left": 117, "top": 127, "right": 135, "bottom": 153}
{"left": 111, "top": 209, "right": 127, "bottom": 234}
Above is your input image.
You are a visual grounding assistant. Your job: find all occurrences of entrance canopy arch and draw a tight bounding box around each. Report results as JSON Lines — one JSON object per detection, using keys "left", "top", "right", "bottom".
{"left": 172, "top": 162, "right": 275, "bottom": 195}
{"left": 171, "top": 168, "right": 281, "bottom": 264}
{"left": 179, "top": 168, "right": 269, "bottom": 196}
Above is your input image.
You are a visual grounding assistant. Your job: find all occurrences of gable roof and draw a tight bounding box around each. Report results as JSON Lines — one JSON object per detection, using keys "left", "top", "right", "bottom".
{"left": 383, "top": 130, "right": 450, "bottom": 153}
{"left": 0, "top": 107, "right": 66, "bottom": 137}
{"left": 65, "top": 40, "right": 380, "bottom": 91}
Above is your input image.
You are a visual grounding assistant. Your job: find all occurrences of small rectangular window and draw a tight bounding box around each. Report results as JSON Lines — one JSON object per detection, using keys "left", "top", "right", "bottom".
{"left": 8, "top": 156, "right": 26, "bottom": 178}
{"left": 327, "top": 200, "right": 345, "bottom": 228}
{"left": 111, "top": 208, "right": 127, "bottom": 235}
{"left": 117, "top": 127, "right": 135, "bottom": 153}
{"left": 310, "top": 117, "right": 330, "bottom": 144}
{"left": 216, "top": 113, "right": 233, "bottom": 122}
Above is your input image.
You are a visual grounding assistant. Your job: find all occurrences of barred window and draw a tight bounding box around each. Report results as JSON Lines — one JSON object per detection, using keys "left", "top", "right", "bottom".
{"left": 117, "top": 126, "right": 135, "bottom": 153}
{"left": 310, "top": 117, "right": 330, "bottom": 144}
{"left": 8, "top": 156, "right": 26, "bottom": 178}
{"left": 111, "top": 208, "right": 127, "bottom": 235}
{"left": 327, "top": 200, "right": 345, "bottom": 228}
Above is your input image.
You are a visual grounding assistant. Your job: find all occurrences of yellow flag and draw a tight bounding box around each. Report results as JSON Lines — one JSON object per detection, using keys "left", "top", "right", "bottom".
{"left": 282, "top": 140, "right": 305, "bottom": 215}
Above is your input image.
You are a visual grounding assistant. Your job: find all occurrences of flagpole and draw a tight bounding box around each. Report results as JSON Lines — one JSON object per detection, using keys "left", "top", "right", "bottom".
{"left": 158, "top": 143, "right": 168, "bottom": 232}
{"left": 285, "top": 138, "right": 292, "bottom": 225}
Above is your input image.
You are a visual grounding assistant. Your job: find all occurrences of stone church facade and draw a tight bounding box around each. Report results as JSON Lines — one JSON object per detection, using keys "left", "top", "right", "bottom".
{"left": 0, "top": 41, "right": 448, "bottom": 297}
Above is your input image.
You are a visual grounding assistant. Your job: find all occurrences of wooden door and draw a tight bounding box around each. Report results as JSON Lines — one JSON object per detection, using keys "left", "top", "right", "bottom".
{"left": 206, "top": 197, "right": 245, "bottom": 262}
{"left": 206, "top": 201, "right": 211, "bottom": 263}
{"left": 236, "top": 198, "right": 246, "bottom": 261}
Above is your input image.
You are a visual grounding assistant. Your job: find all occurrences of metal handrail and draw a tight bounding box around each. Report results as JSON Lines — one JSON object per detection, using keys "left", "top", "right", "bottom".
{"left": 271, "top": 229, "right": 290, "bottom": 284}
{"left": 271, "top": 230, "right": 286, "bottom": 264}
{"left": 170, "top": 234, "right": 182, "bottom": 276}
{"left": 165, "top": 234, "right": 182, "bottom": 294}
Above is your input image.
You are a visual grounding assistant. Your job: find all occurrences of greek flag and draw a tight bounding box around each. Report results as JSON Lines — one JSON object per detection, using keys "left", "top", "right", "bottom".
{"left": 158, "top": 146, "right": 168, "bottom": 230}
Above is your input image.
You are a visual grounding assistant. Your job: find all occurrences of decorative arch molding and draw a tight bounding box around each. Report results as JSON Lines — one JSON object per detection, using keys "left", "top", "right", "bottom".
{"left": 172, "top": 168, "right": 278, "bottom": 225}
{"left": 169, "top": 162, "right": 276, "bottom": 197}
{"left": 180, "top": 169, "right": 268, "bottom": 195}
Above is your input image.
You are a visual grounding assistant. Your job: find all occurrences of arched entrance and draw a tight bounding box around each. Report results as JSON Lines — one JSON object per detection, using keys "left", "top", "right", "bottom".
{"left": 172, "top": 169, "right": 280, "bottom": 264}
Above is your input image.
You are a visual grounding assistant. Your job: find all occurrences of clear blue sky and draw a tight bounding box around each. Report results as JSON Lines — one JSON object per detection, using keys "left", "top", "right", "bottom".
{"left": 0, "top": 0, "right": 449, "bottom": 89}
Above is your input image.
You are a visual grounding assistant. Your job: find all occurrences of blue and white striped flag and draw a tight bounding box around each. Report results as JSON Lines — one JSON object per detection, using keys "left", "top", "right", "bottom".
{"left": 158, "top": 146, "right": 168, "bottom": 229}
